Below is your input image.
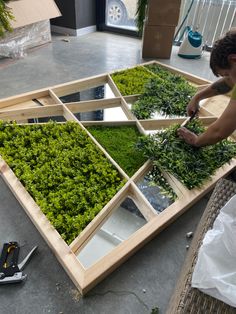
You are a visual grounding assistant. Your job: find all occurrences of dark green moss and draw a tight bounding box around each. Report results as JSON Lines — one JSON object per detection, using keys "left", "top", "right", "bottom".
{"left": 87, "top": 125, "right": 147, "bottom": 177}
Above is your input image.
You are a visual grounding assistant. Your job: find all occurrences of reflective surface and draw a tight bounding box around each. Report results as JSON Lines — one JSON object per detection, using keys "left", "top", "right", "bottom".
{"left": 137, "top": 173, "right": 174, "bottom": 213}
{"left": 28, "top": 116, "right": 66, "bottom": 123}
{"left": 77, "top": 197, "right": 146, "bottom": 268}
{"left": 60, "top": 85, "right": 127, "bottom": 121}
{"left": 59, "top": 84, "right": 115, "bottom": 103}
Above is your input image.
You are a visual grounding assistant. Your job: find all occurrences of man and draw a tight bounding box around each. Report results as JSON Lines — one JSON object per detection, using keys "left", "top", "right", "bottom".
{"left": 178, "top": 28, "right": 236, "bottom": 147}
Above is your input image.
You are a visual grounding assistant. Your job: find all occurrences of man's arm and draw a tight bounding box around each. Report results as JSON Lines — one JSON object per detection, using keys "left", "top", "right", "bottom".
{"left": 178, "top": 98, "right": 236, "bottom": 147}
{"left": 187, "top": 77, "right": 234, "bottom": 116}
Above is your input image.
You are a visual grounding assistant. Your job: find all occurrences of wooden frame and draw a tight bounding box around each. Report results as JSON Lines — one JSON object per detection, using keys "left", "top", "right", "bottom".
{"left": 0, "top": 61, "right": 234, "bottom": 295}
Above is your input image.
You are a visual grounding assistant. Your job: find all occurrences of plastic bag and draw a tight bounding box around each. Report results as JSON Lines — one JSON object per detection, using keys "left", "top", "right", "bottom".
{"left": 192, "top": 194, "right": 236, "bottom": 307}
{"left": 0, "top": 20, "right": 51, "bottom": 59}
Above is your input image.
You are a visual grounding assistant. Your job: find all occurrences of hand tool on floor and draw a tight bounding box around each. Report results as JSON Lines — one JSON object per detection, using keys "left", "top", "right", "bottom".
{"left": 0, "top": 242, "right": 37, "bottom": 284}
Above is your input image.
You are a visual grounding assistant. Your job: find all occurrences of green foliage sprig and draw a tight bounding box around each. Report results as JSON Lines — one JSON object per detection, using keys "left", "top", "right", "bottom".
{"left": 132, "top": 66, "right": 197, "bottom": 119}
{"left": 87, "top": 125, "right": 147, "bottom": 177}
{"left": 145, "top": 64, "right": 186, "bottom": 81}
{"left": 145, "top": 165, "right": 177, "bottom": 202}
{"left": 111, "top": 64, "right": 196, "bottom": 119}
{"left": 111, "top": 66, "right": 156, "bottom": 96}
{"left": 0, "top": 121, "right": 126, "bottom": 244}
{"left": 0, "top": 0, "right": 14, "bottom": 37}
{"left": 136, "top": 120, "right": 236, "bottom": 189}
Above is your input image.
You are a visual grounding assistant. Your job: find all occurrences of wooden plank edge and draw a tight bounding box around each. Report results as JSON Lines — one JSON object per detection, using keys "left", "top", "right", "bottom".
{"left": 0, "top": 104, "right": 64, "bottom": 121}
{"left": 66, "top": 97, "right": 122, "bottom": 112}
{"left": 152, "top": 61, "right": 212, "bottom": 85}
{"left": 0, "top": 89, "right": 51, "bottom": 109}
{"left": 139, "top": 116, "right": 217, "bottom": 130}
{"left": 51, "top": 74, "right": 109, "bottom": 97}
{"left": 129, "top": 182, "right": 157, "bottom": 221}
{"left": 81, "top": 120, "right": 138, "bottom": 127}
{"left": 107, "top": 74, "right": 123, "bottom": 98}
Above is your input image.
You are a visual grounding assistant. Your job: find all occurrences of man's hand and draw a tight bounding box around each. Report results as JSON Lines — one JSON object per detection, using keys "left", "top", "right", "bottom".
{"left": 186, "top": 96, "right": 200, "bottom": 116}
{"left": 177, "top": 127, "right": 199, "bottom": 146}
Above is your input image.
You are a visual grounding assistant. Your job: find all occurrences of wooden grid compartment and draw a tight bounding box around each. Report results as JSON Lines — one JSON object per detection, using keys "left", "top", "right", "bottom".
{"left": 0, "top": 61, "right": 235, "bottom": 295}
{"left": 0, "top": 89, "right": 61, "bottom": 111}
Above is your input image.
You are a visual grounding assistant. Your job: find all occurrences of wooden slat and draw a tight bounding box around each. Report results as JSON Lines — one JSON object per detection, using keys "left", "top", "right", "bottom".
{"left": 0, "top": 90, "right": 50, "bottom": 109}
{"left": 0, "top": 105, "right": 64, "bottom": 121}
{"left": 140, "top": 118, "right": 187, "bottom": 130}
{"left": 123, "top": 95, "right": 140, "bottom": 103}
{"left": 62, "top": 105, "right": 81, "bottom": 122}
{"left": 140, "top": 116, "right": 217, "bottom": 130}
{"left": 66, "top": 98, "right": 121, "bottom": 113}
{"left": 49, "top": 89, "right": 64, "bottom": 105}
{"left": 129, "top": 182, "right": 157, "bottom": 221}
{"left": 107, "top": 74, "right": 123, "bottom": 97}
{"left": 0, "top": 100, "right": 40, "bottom": 111}
{"left": 36, "top": 95, "right": 58, "bottom": 106}
{"left": 120, "top": 97, "right": 136, "bottom": 120}
{"left": 81, "top": 120, "right": 138, "bottom": 127}
{"left": 52, "top": 74, "right": 108, "bottom": 97}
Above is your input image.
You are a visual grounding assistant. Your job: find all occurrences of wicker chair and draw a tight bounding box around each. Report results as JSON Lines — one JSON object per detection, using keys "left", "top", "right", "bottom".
{"left": 166, "top": 178, "right": 236, "bottom": 314}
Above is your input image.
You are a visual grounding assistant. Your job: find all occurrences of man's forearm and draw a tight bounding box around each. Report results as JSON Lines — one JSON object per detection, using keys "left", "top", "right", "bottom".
{"left": 195, "top": 119, "right": 234, "bottom": 147}
{"left": 195, "top": 129, "right": 224, "bottom": 147}
{"left": 194, "top": 77, "right": 233, "bottom": 102}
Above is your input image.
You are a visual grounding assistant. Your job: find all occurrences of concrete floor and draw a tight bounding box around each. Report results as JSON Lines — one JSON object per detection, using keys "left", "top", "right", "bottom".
{"left": 0, "top": 31, "right": 217, "bottom": 314}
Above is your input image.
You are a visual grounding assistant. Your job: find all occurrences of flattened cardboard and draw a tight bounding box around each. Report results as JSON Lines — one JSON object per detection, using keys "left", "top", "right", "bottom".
{"left": 8, "top": 0, "right": 61, "bottom": 29}
{"left": 142, "top": 24, "right": 175, "bottom": 59}
{"left": 146, "top": 0, "right": 181, "bottom": 26}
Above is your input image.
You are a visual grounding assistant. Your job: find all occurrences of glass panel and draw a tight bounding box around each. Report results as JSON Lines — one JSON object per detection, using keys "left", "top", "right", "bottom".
{"left": 60, "top": 85, "right": 125, "bottom": 121}
{"left": 127, "top": 103, "right": 184, "bottom": 121}
{"left": 28, "top": 116, "right": 66, "bottom": 123}
{"left": 103, "top": 107, "right": 128, "bottom": 121}
{"left": 73, "top": 107, "right": 128, "bottom": 122}
{"left": 77, "top": 197, "right": 146, "bottom": 268}
{"left": 136, "top": 168, "right": 176, "bottom": 213}
{"left": 59, "top": 85, "right": 115, "bottom": 103}
{"left": 106, "top": 0, "right": 138, "bottom": 31}
{"left": 82, "top": 107, "right": 128, "bottom": 121}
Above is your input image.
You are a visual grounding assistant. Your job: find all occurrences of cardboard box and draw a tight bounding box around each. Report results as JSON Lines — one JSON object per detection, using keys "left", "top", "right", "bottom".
{"left": 146, "top": 0, "right": 181, "bottom": 26}
{"left": 8, "top": 0, "right": 61, "bottom": 29}
{"left": 0, "top": 0, "right": 61, "bottom": 58}
{"left": 142, "top": 24, "right": 175, "bottom": 59}
{"left": 0, "top": 20, "right": 52, "bottom": 58}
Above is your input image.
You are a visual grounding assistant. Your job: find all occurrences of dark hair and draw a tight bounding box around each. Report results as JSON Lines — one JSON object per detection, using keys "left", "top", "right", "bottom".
{"left": 210, "top": 28, "right": 236, "bottom": 76}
